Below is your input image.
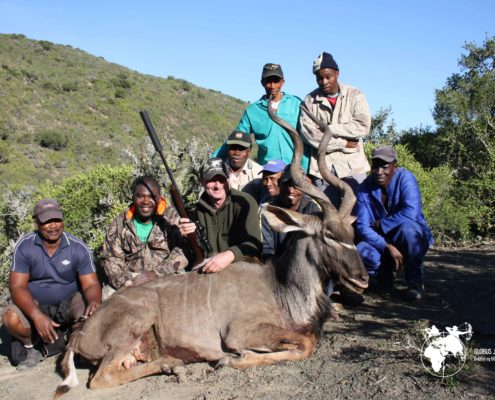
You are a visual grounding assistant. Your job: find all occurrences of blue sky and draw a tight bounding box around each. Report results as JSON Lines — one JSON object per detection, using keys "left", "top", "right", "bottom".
{"left": 1, "top": 0, "right": 493, "bottom": 131}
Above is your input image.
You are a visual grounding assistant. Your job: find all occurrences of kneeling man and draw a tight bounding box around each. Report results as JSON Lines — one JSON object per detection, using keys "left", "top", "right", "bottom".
{"left": 355, "top": 146, "right": 433, "bottom": 300}
{"left": 2, "top": 199, "right": 101, "bottom": 369}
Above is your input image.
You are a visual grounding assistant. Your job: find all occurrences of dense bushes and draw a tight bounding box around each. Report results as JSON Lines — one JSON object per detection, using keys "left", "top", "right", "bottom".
{"left": 0, "top": 136, "right": 211, "bottom": 288}
{"left": 36, "top": 130, "right": 68, "bottom": 150}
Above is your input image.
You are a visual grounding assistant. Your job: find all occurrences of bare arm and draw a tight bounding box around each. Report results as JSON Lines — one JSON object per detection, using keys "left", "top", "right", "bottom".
{"left": 9, "top": 271, "right": 60, "bottom": 344}
{"left": 79, "top": 273, "right": 102, "bottom": 317}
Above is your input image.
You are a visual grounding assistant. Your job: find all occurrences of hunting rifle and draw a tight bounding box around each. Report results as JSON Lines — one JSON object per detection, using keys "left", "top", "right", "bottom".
{"left": 139, "top": 110, "right": 212, "bottom": 265}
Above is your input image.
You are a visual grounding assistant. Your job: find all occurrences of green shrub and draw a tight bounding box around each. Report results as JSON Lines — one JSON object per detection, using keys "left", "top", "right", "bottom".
{"left": 115, "top": 87, "right": 126, "bottom": 98}
{"left": 38, "top": 40, "right": 53, "bottom": 51}
{"left": 0, "top": 142, "right": 9, "bottom": 164}
{"left": 61, "top": 82, "right": 78, "bottom": 92}
{"left": 37, "top": 130, "right": 68, "bottom": 150}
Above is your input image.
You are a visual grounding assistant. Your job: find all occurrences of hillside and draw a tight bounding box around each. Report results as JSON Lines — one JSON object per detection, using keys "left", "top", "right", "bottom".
{"left": 0, "top": 34, "right": 247, "bottom": 188}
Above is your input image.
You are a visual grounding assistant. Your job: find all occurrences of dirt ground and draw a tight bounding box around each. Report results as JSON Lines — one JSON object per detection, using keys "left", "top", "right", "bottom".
{"left": 1, "top": 244, "right": 494, "bottom": 400}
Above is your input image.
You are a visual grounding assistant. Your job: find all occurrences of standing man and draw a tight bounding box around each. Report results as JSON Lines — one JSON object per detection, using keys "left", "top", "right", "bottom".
{"left": 2, "top": 199, "right": 101, "bottom": 370}
{"left": 101, "top": 176, "right": 189, "bottom": 292}
{"left": 222, "top": 130, "right": 263, "bottom": 197}
{"left": 355, "top": 146, "right": 434, "bottom": 300}
{"left": 300, "top": 52, "right": 371, "bottom": 205}
{"left": 213, "top": 63, "right": 310, "bottom": 170}
{"left": 178, "top": 158, "right": 262, "bottom": 273}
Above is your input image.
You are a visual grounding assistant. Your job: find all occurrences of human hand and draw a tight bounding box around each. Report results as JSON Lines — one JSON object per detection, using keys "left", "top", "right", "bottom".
{"left": 33, "top": 311, "right": 60, "bottom": 344}
{"left": 178, "top": 217, "right": 196, "bottom": 237}
{"left": 202, "top": 251, "right": 235, "bottom": 274}
{"left": 386, "top": 244, "right": 404, "bottom": 271}
{"left": 83, "top": 302, "right": 99, "bottom": 318}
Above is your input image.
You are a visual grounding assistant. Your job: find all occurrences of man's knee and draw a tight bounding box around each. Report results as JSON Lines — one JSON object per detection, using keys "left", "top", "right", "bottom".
{"left": 356, "top": 242, "right": 381, "bottom": 274}
{"left": 394, "top": 220, "right": 423, "bottom": 239}
{"left": 2, "top": 308, "right": 31, "bottom": 336}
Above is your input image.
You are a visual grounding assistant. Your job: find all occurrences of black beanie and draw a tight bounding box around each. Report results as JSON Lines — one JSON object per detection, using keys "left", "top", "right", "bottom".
{"left": 313, "top": 52, "right": 339, "bottom": 74}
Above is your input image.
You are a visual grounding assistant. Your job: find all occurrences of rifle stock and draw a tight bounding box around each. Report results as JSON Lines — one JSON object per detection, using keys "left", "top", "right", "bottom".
{"left": 139, "top": 109, "right": 208, "bottom": 265}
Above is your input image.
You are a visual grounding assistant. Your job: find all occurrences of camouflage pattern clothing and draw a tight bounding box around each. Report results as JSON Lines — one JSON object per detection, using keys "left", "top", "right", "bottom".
{"left": 102, "top": 205, "right": 189, "bottom": 289}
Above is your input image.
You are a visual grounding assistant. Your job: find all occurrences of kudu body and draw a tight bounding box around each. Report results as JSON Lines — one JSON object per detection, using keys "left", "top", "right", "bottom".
{"left": 54, "top": 102, "right": 368, "bottom": 397}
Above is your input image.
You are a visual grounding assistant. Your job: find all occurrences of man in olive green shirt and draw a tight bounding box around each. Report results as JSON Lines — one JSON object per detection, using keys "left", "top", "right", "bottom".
{"left": 178, "top": 158, "right": 262, "bottom": 273}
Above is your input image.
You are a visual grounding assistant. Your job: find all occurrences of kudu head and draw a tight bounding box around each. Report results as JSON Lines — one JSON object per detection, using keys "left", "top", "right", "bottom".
{"left": 263, "top": 99, "right": 368, "bottom": 293}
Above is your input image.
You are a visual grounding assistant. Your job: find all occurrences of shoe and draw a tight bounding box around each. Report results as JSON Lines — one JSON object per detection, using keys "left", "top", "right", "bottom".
{"left": 339, "top": 291, "right": 364, "bottom": 306}
{"left": 405, "top": 284, "right": 425, "bottom": 301}
{"left": 16, "top": 347, "right": 43, "bottom": 371}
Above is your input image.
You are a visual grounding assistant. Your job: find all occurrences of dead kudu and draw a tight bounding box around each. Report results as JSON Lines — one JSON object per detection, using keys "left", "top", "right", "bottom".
{"left": 54, "top": 101, "right": 369, "bottom": 397}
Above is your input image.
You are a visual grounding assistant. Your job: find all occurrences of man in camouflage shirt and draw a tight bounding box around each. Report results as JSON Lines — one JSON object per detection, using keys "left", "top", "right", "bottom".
{"left": 101, "top": 176, "right": 189, "bottom": 291}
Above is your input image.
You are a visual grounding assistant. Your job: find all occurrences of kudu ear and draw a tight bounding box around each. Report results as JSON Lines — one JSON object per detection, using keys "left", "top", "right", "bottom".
{"left": 263, "top": 205, "right": 319, "bottom": 235}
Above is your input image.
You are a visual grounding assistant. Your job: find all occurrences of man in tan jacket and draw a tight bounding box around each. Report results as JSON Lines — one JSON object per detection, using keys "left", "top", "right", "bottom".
{"left": 299, "top": 51, "right": 371, "bottom": 207}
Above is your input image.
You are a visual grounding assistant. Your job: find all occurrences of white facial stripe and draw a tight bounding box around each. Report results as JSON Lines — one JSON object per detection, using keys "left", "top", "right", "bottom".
{"left": 326, "top": 237, "right": 356, "bottom": 250}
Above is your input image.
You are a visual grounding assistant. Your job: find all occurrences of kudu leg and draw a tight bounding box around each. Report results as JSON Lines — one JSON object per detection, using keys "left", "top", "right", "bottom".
{"left": 89, "top": 352, "right": 184, "bottom": 389}
{"left": 220, "top": 323, "right": 317, "bottom": 368}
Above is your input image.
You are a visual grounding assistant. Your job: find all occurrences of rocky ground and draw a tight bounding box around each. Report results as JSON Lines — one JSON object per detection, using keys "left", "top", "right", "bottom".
{"left": 1, "top": 244, "right": 494, "bottom": 400}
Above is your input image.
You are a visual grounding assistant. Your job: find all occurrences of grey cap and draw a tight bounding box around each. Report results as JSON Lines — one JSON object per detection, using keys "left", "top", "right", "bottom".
{"left": 371, "top": 146, "right": 398, "bottom": 163}
{"left": 202, "top": 157, "right": 228, "bottom": 181}
{"left": 261, "top": 63, "right": 284, "bottom": 80}
{"left": 33, "top": 198, "right": 63, "bottom": 223}
{"left": 226, "top": 130, "right": 251, "bottom": 148}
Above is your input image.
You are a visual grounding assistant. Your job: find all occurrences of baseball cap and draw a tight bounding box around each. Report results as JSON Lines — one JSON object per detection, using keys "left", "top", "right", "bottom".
{"left": 226, "top": 130, "right": 251, "bottom": 148}
{"left": 371, "top": 146, "right": 398, "bottom": 163}
{"left": 261, "top": 63, "right": 284, "bottom": 80}
{"left": 260, "top": 160, "right": 287, "bottom": 174}
{"left": 33, "top": 198, "right": 63, "bottom": 223}
{"left": 202, "top": 157, "right": 228, "bottom": 181}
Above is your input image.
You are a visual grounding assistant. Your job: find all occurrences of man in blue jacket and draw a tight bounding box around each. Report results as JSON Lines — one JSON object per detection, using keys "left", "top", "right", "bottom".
{"left": 213, "top": 63, "right": 309, "bottom": 171}
{"left": 355, "top": 146, "right": 433, "bottom": 300}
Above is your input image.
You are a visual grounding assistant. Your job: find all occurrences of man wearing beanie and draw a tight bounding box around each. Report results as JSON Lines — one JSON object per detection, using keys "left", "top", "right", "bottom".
{"left": 299, "top": 52, "right": 371, "bottom": 207}
{"left": 213, "top": 63, "right": 310, "bottom": 171}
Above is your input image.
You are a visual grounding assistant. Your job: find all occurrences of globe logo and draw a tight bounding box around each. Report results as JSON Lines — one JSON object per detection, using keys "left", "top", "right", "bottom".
{"left": 421, "top": 323, "right": 473, "bottom": 378}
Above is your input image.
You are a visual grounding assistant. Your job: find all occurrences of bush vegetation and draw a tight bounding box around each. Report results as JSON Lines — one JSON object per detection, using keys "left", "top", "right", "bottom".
{"left": 0, "top": 34, "right": 493, "bottom": 298}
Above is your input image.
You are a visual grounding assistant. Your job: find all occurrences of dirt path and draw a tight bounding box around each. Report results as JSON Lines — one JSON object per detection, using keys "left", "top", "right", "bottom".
{"left": 1, "top": 245, "right": 494, "bottom": 400}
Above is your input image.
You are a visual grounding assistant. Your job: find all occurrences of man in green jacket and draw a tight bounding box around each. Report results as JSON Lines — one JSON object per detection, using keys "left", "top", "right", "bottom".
{"left": 213, "top": 63, "right": 309, "bottom": 171}
{"left": 178, "top": 158, "right": 262, "bottom": 273}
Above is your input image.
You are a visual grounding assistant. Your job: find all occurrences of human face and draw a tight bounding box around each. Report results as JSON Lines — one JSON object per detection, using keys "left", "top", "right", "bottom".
{"left": 132, "top": 182, "right": 159, "bottom": 223}
{"left": 37, "top": 219, "right": 64, "bottom": 244}
{"left": 371, "top": 159, "right": 398, "bottom": 189}
{"left": 279, "top": 181, "right": 303, "bottom": 210}
{"left": 262, "top": 171, "right": 283, "bottom": 197}
{"left": 316, "top": 68, "right": 339, "bottom": 96}
{"left": 204, "top": 175, "right": 228, "bottom": 209}
{"left": 227, "top": 145, "right": 250, "bottom": 171}
{"left": 261, "top": 76, "right": 285, "bottom": 101}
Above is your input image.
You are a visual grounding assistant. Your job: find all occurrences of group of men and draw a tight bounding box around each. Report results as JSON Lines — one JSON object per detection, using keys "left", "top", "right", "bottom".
{"left": 2, "top": 51, "right": 433, "bottom": 370}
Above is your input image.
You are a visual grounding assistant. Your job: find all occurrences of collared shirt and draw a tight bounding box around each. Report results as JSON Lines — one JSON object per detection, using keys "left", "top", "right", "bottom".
{"left": 299, "top": 83, "right": 371, "bottom": 179}
{"left": 11, "top": 232, "right": 96, "bottom": 305}
{"left": 225, "top": 159, "right": 263, "bottom": 191}
{"left": 212, "top": 93, "right": 310, "bottom": 171}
